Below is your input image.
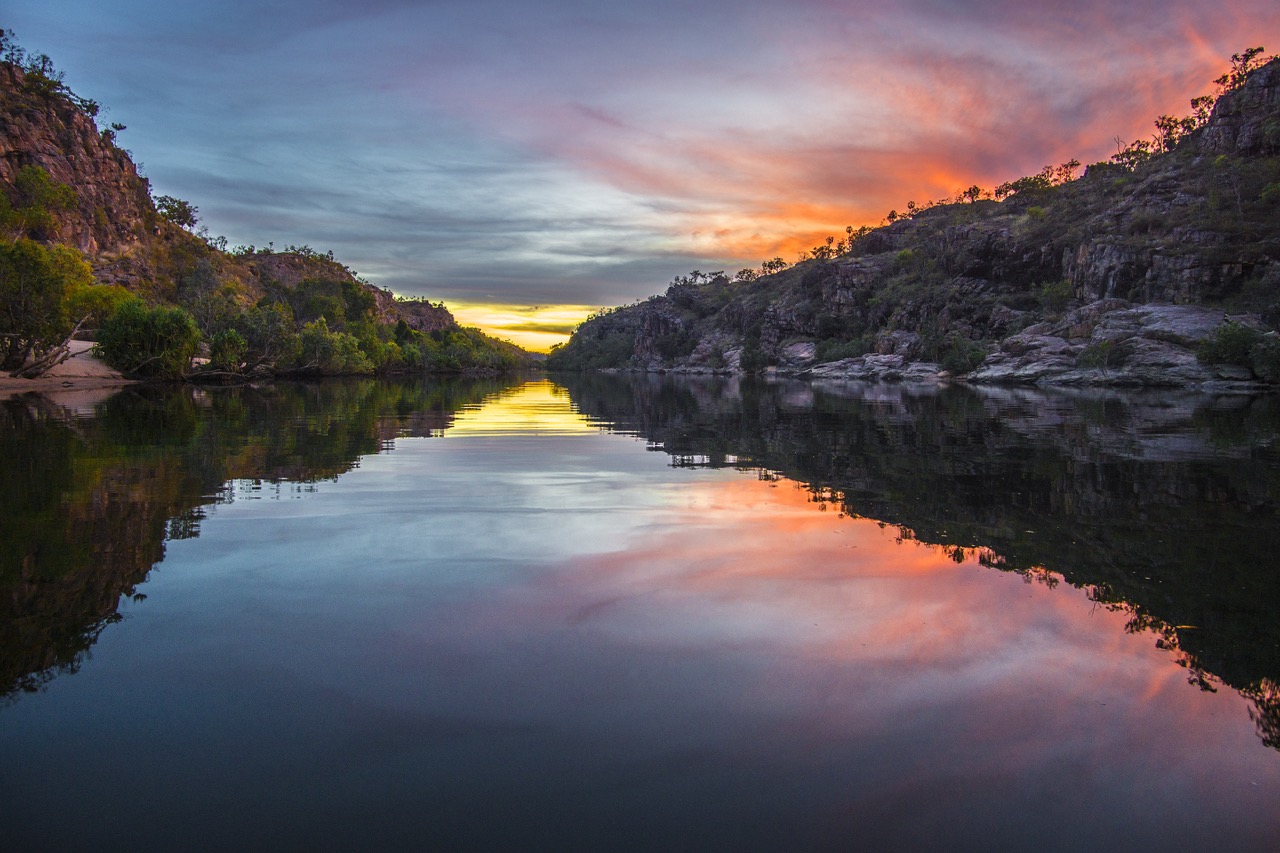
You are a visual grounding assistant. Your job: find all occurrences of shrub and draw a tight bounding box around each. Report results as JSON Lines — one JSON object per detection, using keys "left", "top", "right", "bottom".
{"left": 97, "top": 298, "right": 202, "bottom": 378}
{"left": 1196, "top": 322, "right": 1280, "bottom": 380}
{"left": 0, "top": 166, "right": 77, "bottom": 240}
{"left": 1036, "top": 280, "right": 1074, "bottom": 314}
{"left": 1251, "top": 337, "right": 1280, "bottom": 381}
{"left": 294, "top": 318, "right": 373, "bottom": 375}
{"left": 655, "top": 328, "right": 697, "bottom": 360}
{"left": 1076, "top": 340, "right": 1130, "bottom": 370}
{"left": 938, "top": 336, "right": 988, "bottom": 374}
{"left": 1197, "top": 321, "right": 1264, "bottom": 366}
{"left": 815, "top": 337, "right": 871, "bottom": 363}
{"left": 65, "top": 281, "right": 131, "bottom": 328}
{"left": 739, "top": 338, "right": 769, "bottom": 373}
{"left": 208, "top": 328, "right": 247, "bottom": 372}
{"left": 0, "top": 238, "right": 94, "bottom": 369}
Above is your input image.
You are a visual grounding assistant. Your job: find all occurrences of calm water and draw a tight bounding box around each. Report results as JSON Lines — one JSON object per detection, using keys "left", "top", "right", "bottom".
{"left": 2, "top": 375, "right": 1279, "bottom": 851}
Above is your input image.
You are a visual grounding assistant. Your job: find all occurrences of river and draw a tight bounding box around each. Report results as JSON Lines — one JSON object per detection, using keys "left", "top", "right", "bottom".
{"left": 2, "top": 375, "right": 1279, "bottom": 850}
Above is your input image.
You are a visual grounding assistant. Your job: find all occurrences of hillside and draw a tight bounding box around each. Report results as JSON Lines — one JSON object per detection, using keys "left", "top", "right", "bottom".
{"left": 549, "top": 54, "right": 1280, "bottom": 390}
{"left": 0, "top": 40, "right": 531, "bottom": 378}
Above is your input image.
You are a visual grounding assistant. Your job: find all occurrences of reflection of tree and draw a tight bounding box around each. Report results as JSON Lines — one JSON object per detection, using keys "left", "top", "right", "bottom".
{"left": 0, "top": 376, "right": 519, "bottom": 701}
{"left": 1244, "top": 680, "right": 1280, "bottom": 749}
{"left": 558, "top": 373, "right": 1280, "bottom": 750}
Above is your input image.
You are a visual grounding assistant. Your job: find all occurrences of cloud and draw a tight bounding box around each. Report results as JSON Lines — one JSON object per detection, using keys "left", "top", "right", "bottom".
{"left": 9, "top": 0, "right": 1280, "bottom": 337}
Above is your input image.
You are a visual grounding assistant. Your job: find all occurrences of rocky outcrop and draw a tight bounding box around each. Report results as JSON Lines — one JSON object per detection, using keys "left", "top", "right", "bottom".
{"left": 1199, "top": 59, "right": 1280, "bottom": 156}
{"left": 802, "top": 353, "right": 943, "bottom": 383}
{"left": 0, "top": 59, "right": 490, "bottom": 350}
{"left": 550, "top": 57, "right": 1280, "bottom": 389}
{"left": 0, "top": 64, "right": 154, "bottom": 255}
{"left": 371, "top": 289, "right": 455, "bottom": 333}
{"left": 968, "top": 301, "right": 1267, "bottom": 389}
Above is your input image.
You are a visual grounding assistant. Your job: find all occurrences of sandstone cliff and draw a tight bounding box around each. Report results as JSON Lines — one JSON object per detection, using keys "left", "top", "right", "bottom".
{"left": 0, "top": 58, "right": 469, "bottom": 343}
{"left": 550, "top": 58, "right": 1280, "bottom": 389}
{"left": 0, "top": 63, "right": 153, "bottom": 257}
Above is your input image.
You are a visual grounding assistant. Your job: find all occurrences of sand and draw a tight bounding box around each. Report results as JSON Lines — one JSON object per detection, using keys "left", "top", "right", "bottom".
{"left": 0, "top": 340, "right": 136, "bottom": 401}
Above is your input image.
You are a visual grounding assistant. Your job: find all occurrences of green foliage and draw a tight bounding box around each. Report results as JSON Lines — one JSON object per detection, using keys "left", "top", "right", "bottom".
{"left": 995, "top": 160, "right": 1082, "bottom": 200}
{"left": 1251, "top": 337, "right": 1280, "bottom": 381}
{"left": 97, "top": 298, "right": 202, "bottom": 379}
{"left": 655, "top": 328, "right": 698, "bottom": 360}
{"left": 176, "top": 258, "right": 240, "bottom": 336}
{"left": 1076, "top": 340, "right": 1129, "bottom": 370}
{"left": 546, "top": 327, "right": 636, "bottom": 371}
{"left": 0, "top": 166, "right": 78, "bottom": 240}
{"left": 392, "top": 323, "right": 523, "bottom": 373}
{"left": 0, "top": 238, "right": 95, "bottom": 369}
{"left": 1195, "top": 322, "right": 1279, "bottom": 380}
{"left": 233, "top": 303, "right": 301, "bottom": 369}
{"left": 65, "top": 281, "right": 131, "bottom": 328}
{"left": 1215, "top": 47, "right": 1269, "bottom": 93}
{"left": 1036, "top": 280, "right": 1074, "bottom": 314}
{"left": 295, "top": 318, "right": 374, "bottom": 375}
{"left": 154, "top": 195, "right": 198, "bottom": 229}
{"left": 815, "top": 337, "right": 872, "bottom": 363}
{"left": 926, "top": 334, "right": 988, "bottom": 374}
{"left": 208, "top": 329, "right": 247, "bottom": 373}
{"left": 266, "top": 277, "right": 376, "bottom": 330}
{"left": 737, "top": 336, "right": 769, "bottom": 373}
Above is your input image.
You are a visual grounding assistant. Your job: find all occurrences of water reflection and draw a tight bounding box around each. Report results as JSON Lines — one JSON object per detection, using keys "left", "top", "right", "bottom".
{"left": 557, "top": 373, "right": 1280, "bottom": 750}
{"left": 3, "top": 374, "right": 1280, "bottom": 848}
{"left": 0, "top": 377, "right": 521, "bottom": 700}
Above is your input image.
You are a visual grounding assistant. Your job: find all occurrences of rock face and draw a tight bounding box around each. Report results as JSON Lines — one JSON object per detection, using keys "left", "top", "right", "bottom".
{"left": 0, "top": 64, "right": 154, "bottom": 256}
{"left": 0, "top": 61, "right": 464, "bottom": 340}
{"left": 551, "top": 57, "right": 1280, "bottom": 389}
{"left": 1199, "top": 59, "right": 1280, "bottom": 157}
{"left": 969, "top": 301, "right": 1266, "bottom": 389}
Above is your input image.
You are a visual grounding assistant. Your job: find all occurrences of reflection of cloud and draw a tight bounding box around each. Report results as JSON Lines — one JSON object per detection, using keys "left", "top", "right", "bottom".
{"left": 445, "top": 379, "right": 604, "bottom": 436}
{"left": 412, "top": 462, "right": 1260, "bottom": 801}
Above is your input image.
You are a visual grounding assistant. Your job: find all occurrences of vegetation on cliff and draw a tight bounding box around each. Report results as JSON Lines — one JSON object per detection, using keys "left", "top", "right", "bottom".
{"left": 548, "top": 49, "right": 1280, "bottom": 388}
{"left": 0, "top": 30, "right": 531, "bottom": 379}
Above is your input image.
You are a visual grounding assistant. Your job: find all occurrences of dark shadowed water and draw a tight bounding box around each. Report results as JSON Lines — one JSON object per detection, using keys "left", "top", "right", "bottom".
{"left": 3, "top": 375, "right": 1279, "bottom": 851}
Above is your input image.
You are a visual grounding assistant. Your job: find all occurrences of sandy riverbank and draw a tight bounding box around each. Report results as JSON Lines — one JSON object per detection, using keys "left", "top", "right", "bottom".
{"left": 0, "top": 340, "right": 136, "bottom": 401}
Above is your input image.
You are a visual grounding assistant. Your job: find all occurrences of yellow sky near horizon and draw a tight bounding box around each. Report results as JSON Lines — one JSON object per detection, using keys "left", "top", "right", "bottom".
{"left": 447, "top": 302, "right": 601, "bottom": 353}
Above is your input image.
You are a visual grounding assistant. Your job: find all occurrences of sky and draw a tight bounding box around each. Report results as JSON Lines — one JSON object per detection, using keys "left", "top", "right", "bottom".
{"left": 7, "top": 1, "right": 1279, "bottom": 350}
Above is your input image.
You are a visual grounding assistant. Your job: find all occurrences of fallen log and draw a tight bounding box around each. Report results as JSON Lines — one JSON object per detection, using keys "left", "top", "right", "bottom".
{"left": 8, "top": 318, "right": 87, "bottom": 379}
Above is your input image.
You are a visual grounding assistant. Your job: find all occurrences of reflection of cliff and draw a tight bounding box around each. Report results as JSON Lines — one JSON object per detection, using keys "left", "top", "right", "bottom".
{"left": 558, "top": 373, "right": 1280, "bottom": 746}
{"left": 0, "top": 377, "right": 518, "bottom": 700}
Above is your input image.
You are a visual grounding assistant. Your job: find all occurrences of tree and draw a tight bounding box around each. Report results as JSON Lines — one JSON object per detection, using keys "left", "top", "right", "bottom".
{"left": 96, "top": 299, "right": 202, "bottom": 378}
{"left": 0, "top": 166, "right": 78, "bottom": 240}
{"left": 208, "top": 328, "right": 247, "bottom": 373}
{"left": 0, "top": 239, "right": 94, "bottom": 370}
{"left": 1215, "top": 46, "right": 1267, "bottom": 92}
{"left": 154, "top": 195, "right": 198, "bottom": 229}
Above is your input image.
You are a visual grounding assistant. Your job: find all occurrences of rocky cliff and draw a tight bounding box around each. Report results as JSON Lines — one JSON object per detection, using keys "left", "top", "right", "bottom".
{"left": 0, "top": 63, "right": 153, "bottom": 256}
{"left": 550, "top": 58, "right": 1280, "bottom": 390}
{"left": 0, "top": 57, "right": 468, "bottom": 342}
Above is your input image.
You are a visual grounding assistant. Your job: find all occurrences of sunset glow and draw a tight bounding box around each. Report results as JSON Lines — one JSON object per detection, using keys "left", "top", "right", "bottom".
{"left": 447, "top": 303, "right": 599, "bottom": 352}
{"left": 10, "top": 2, "right": 1280, "bottom": 326}
{"left": 445, "top": 379, "right": 604, "bottom": 436}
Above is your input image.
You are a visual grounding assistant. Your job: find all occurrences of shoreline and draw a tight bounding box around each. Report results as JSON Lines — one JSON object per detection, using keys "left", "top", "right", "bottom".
{"left": 0, "top": 340, "right": 136, "bottom": 401}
